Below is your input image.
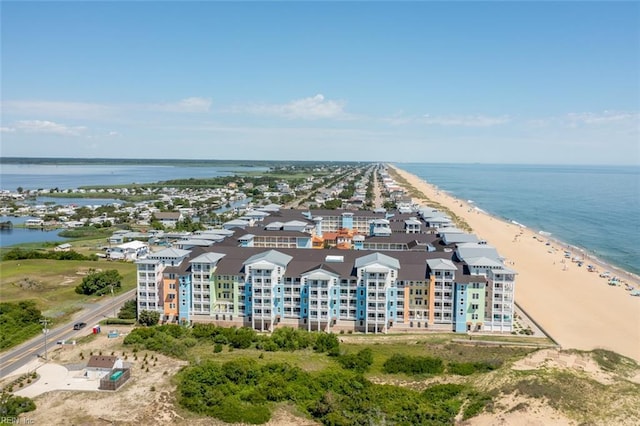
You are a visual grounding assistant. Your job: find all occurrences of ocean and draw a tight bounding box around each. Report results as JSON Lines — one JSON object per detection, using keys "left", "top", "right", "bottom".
{"left": 396, "top": 163, "right": 640, "bottom": 276}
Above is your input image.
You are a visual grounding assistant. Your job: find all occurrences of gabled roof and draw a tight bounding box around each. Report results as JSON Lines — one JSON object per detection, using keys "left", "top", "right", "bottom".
{"left": 442, "top": 233, "right": 479, "bottom": 245}
{"left": 243, "top": 249, "right": 293, "bottom": 267}
{"left": 148, "top": 247, "right": 191, "bottom": 259}
{"left": 427, "top": 216, "right": 451, "bottom": 223}
{"left": 464, "top": 256, "right": 504, "bottom": 268}
{"left": 495, "top": 266, "right": 518, "bottom": 275}
{"left": 355, "top": 252, "right": 400, "bottom": 270}
{"left": 257, "top": 204, "right": 281, "bottom": 212}
{"left": 426, "top": 258, "right": 458, "bottom": 271}
{"left": 301, "top": 263, "right": 341, "bottom": 278}
{"left": 117, "top": 240, "right": 147, "bottom": 249}
{"left": 197, "top": 229, "right": 234, "bottom": 236}
{"left": 155, "top": 212, "right": 181, "bottom": 220}
{"left": 190, "top": 252, "right": 226, "bottom": 264}
{"left": 244, "top": 210, "right": 270, "bottom": 217}
{"left": 87, "top": 355, "right": 118, "bottom": 369}
{"left": 283, "top": 220, "right": 308, "bottom": 227}
{"left": 265, "top": 221, "right": 284, "bottom": 230}
{"left": 438, "top": 227, "right": 465, "bottom": 234}
{"left": 456, "top": 243, "right": 501, "bottom": 263}
{"left": 225, "top": 219, "right": 250, "bottom": 226}
{"left": 177, "top": 239, "right": 215, "bottom": 247}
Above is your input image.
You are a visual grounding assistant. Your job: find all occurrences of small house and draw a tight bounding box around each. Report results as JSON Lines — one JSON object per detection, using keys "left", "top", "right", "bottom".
{"left": 85, "top": 355, "right": 123, "bottom": 380}
{"left": 154, "top": 211, "right": 184, "bottom": 228}
{"left": 54, "top": 243, "right": 72, "bottom": 252}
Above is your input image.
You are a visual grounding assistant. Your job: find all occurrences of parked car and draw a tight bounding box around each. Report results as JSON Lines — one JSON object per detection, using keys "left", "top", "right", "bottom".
{"left": 73, "top": 322, "right": 87, "bottom": 330}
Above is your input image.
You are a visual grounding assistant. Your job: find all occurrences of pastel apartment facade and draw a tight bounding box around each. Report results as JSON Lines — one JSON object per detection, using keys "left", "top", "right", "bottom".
{"left": 136, "top": 215, "right": 516, "bottom": 334}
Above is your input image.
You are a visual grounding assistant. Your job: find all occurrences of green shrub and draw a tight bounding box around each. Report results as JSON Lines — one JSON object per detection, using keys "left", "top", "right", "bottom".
{"left": 0, "top": 301, "right": 43, "bottom": 350}
{"left": 0, "top": 392, "right": 36, "bottom": 417}
{"left": 448, "top": 361, "right": 500, "bottom": 376}
{"left": 383, "top": 354, "right": 444, "bottom": 375}
{"left": 337, "top": 348, "right": 373, "bottom": 373}
{"left": 105, "top": 318, "right": 136, "bottom": 325}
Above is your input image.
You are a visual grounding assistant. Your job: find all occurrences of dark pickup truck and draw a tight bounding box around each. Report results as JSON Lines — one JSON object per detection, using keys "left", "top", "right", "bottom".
{"left": 73, "top": 322, "right": 87, "bottom": 330}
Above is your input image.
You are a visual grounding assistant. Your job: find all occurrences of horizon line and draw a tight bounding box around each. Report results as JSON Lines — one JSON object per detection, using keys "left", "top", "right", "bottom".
{"left": 0, "top": 156, "right": 638, "bottom": 168}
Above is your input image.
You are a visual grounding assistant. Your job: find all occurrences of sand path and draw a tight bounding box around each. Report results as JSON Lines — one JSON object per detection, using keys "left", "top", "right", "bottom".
{"left": 390, "top": 165, "right": 640, "bottom": 363}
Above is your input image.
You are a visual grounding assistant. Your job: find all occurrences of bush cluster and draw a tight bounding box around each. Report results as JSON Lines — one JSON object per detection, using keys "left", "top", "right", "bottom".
{"left": 177, "top": 358, "right": 487, "bottom": 425}
{"left": 336, "top": 348, "right": 373, "bottom": 373}
{"left": 0, "top": 301, "right": 43, "bottom": 350}
{"left": 192, "top": 324, "right": 339, "bottom": 354}
{"left": 0, "top": 392, "right": 36, "bottom": 418}
{"left": 447, "top": 360, "right": 501, "bottom": 376}
{"left": 382, "top": 354, "right": 445, "bottom": 375}
{"left": 2, "top": 248, "right": 97, "bottom": 261}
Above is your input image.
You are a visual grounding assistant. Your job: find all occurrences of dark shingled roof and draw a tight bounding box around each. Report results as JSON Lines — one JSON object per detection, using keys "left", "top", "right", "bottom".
{"left": 87, "top": 355, "right": 118, "bottom": 369}
{"left": 194, "top": 246, "right": 471, "bottom": 282}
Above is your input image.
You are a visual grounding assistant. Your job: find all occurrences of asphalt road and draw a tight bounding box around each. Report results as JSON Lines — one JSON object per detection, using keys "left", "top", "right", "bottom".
{"left": 0, "top": 288, "right": 136, "bottom": 378}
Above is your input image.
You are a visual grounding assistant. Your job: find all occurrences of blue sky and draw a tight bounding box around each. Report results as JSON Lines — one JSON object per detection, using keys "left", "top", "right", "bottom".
{"left": 2, "top": 2, "right": 639, "bottom": 164}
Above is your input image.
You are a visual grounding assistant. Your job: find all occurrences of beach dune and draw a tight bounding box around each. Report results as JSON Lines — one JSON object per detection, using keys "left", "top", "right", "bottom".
{"left": 391, "top": 165, "right": 640, "bottom": 363}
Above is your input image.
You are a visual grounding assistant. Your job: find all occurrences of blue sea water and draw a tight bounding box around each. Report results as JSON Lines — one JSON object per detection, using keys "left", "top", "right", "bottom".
{"left": 396, "top": 163, "right": 640, "bottom": 276}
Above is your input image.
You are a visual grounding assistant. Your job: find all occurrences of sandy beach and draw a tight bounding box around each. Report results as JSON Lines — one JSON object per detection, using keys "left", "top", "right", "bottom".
{"left": 390, "top": 165, "right": 640, "bottom": 363}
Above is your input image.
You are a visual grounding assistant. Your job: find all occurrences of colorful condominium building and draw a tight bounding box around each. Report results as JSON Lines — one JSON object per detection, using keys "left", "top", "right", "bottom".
{"left": 136, "top": 207, "right": 516, "bottom": 334}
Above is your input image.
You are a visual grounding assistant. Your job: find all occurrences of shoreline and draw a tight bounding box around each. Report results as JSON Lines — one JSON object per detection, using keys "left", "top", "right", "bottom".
{"left": 434, "top": 186, "right": 640, "bottom": 280}
{"left": 389, "top": 164, "right": 640, "bottom": 363}
{"left": 436, "top": 187, "right": 640, "bottom": 291}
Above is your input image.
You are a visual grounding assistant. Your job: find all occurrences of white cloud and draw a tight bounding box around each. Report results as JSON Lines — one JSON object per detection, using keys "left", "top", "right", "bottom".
{"left": 239, "top": 94, "right": 348, "bottom": 120}
{"left": 3, "top": 97, "right": 212, "bottom": 119}
{"left": 420, "top": 114, "right": 510, "bottom": 127}
{"left": 13, "top": 120, "right": 87, "bottom": 136}
{"left": 0, "top": 127, "right": 16, "bottom": 133}
{"left": 382, "top": 113, "right": 510, "bottom": 127}
{"left": 565, "top": 111, "right": 639, "bottom": 126}
{"left": 151, "top": 97, "right": 212, "bottom": 113}
{"left": 3, "top": 100, "right": 112, "bottom": 119}
{"left": 108, "top": 131, "right": 120, "bottom": 137}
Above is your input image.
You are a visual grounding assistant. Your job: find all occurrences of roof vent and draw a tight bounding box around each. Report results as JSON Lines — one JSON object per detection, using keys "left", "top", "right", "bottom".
{"left": 325, "top": 255, "right": 344, "bottom": 263}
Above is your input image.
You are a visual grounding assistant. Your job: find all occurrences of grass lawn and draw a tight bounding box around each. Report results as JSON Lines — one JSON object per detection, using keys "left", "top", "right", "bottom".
{"left": 0, "top": 258, "right": 136, "bottom": 324}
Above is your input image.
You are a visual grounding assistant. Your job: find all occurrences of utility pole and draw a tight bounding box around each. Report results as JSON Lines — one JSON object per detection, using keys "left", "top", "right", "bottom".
{"left": 40, "top": 318, "right": 50, "bottom": 360}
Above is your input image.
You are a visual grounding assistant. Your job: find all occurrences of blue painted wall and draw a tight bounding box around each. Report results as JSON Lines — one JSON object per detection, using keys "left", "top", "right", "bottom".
{"left": 178, "top": 274, "right": 191, "bottom": 325}
{"left": 454, "top": 283, "right": 468, "bottom": 333}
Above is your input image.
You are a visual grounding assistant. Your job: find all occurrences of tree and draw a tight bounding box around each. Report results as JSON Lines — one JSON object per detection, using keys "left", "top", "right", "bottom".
{"left": 138, "top": 310, "right": 160, "bottom": 326}
{"left": 150, "top": 220, "right": 165, "bottom": 230}
{"left": 0, "top": 392, "right": 36, "bottom": 417}
{"left": 75, "top": 269, "right": 122, "bottom": 296}
{"left": 118, "top": 299, "right": 137, "bottom": 319}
